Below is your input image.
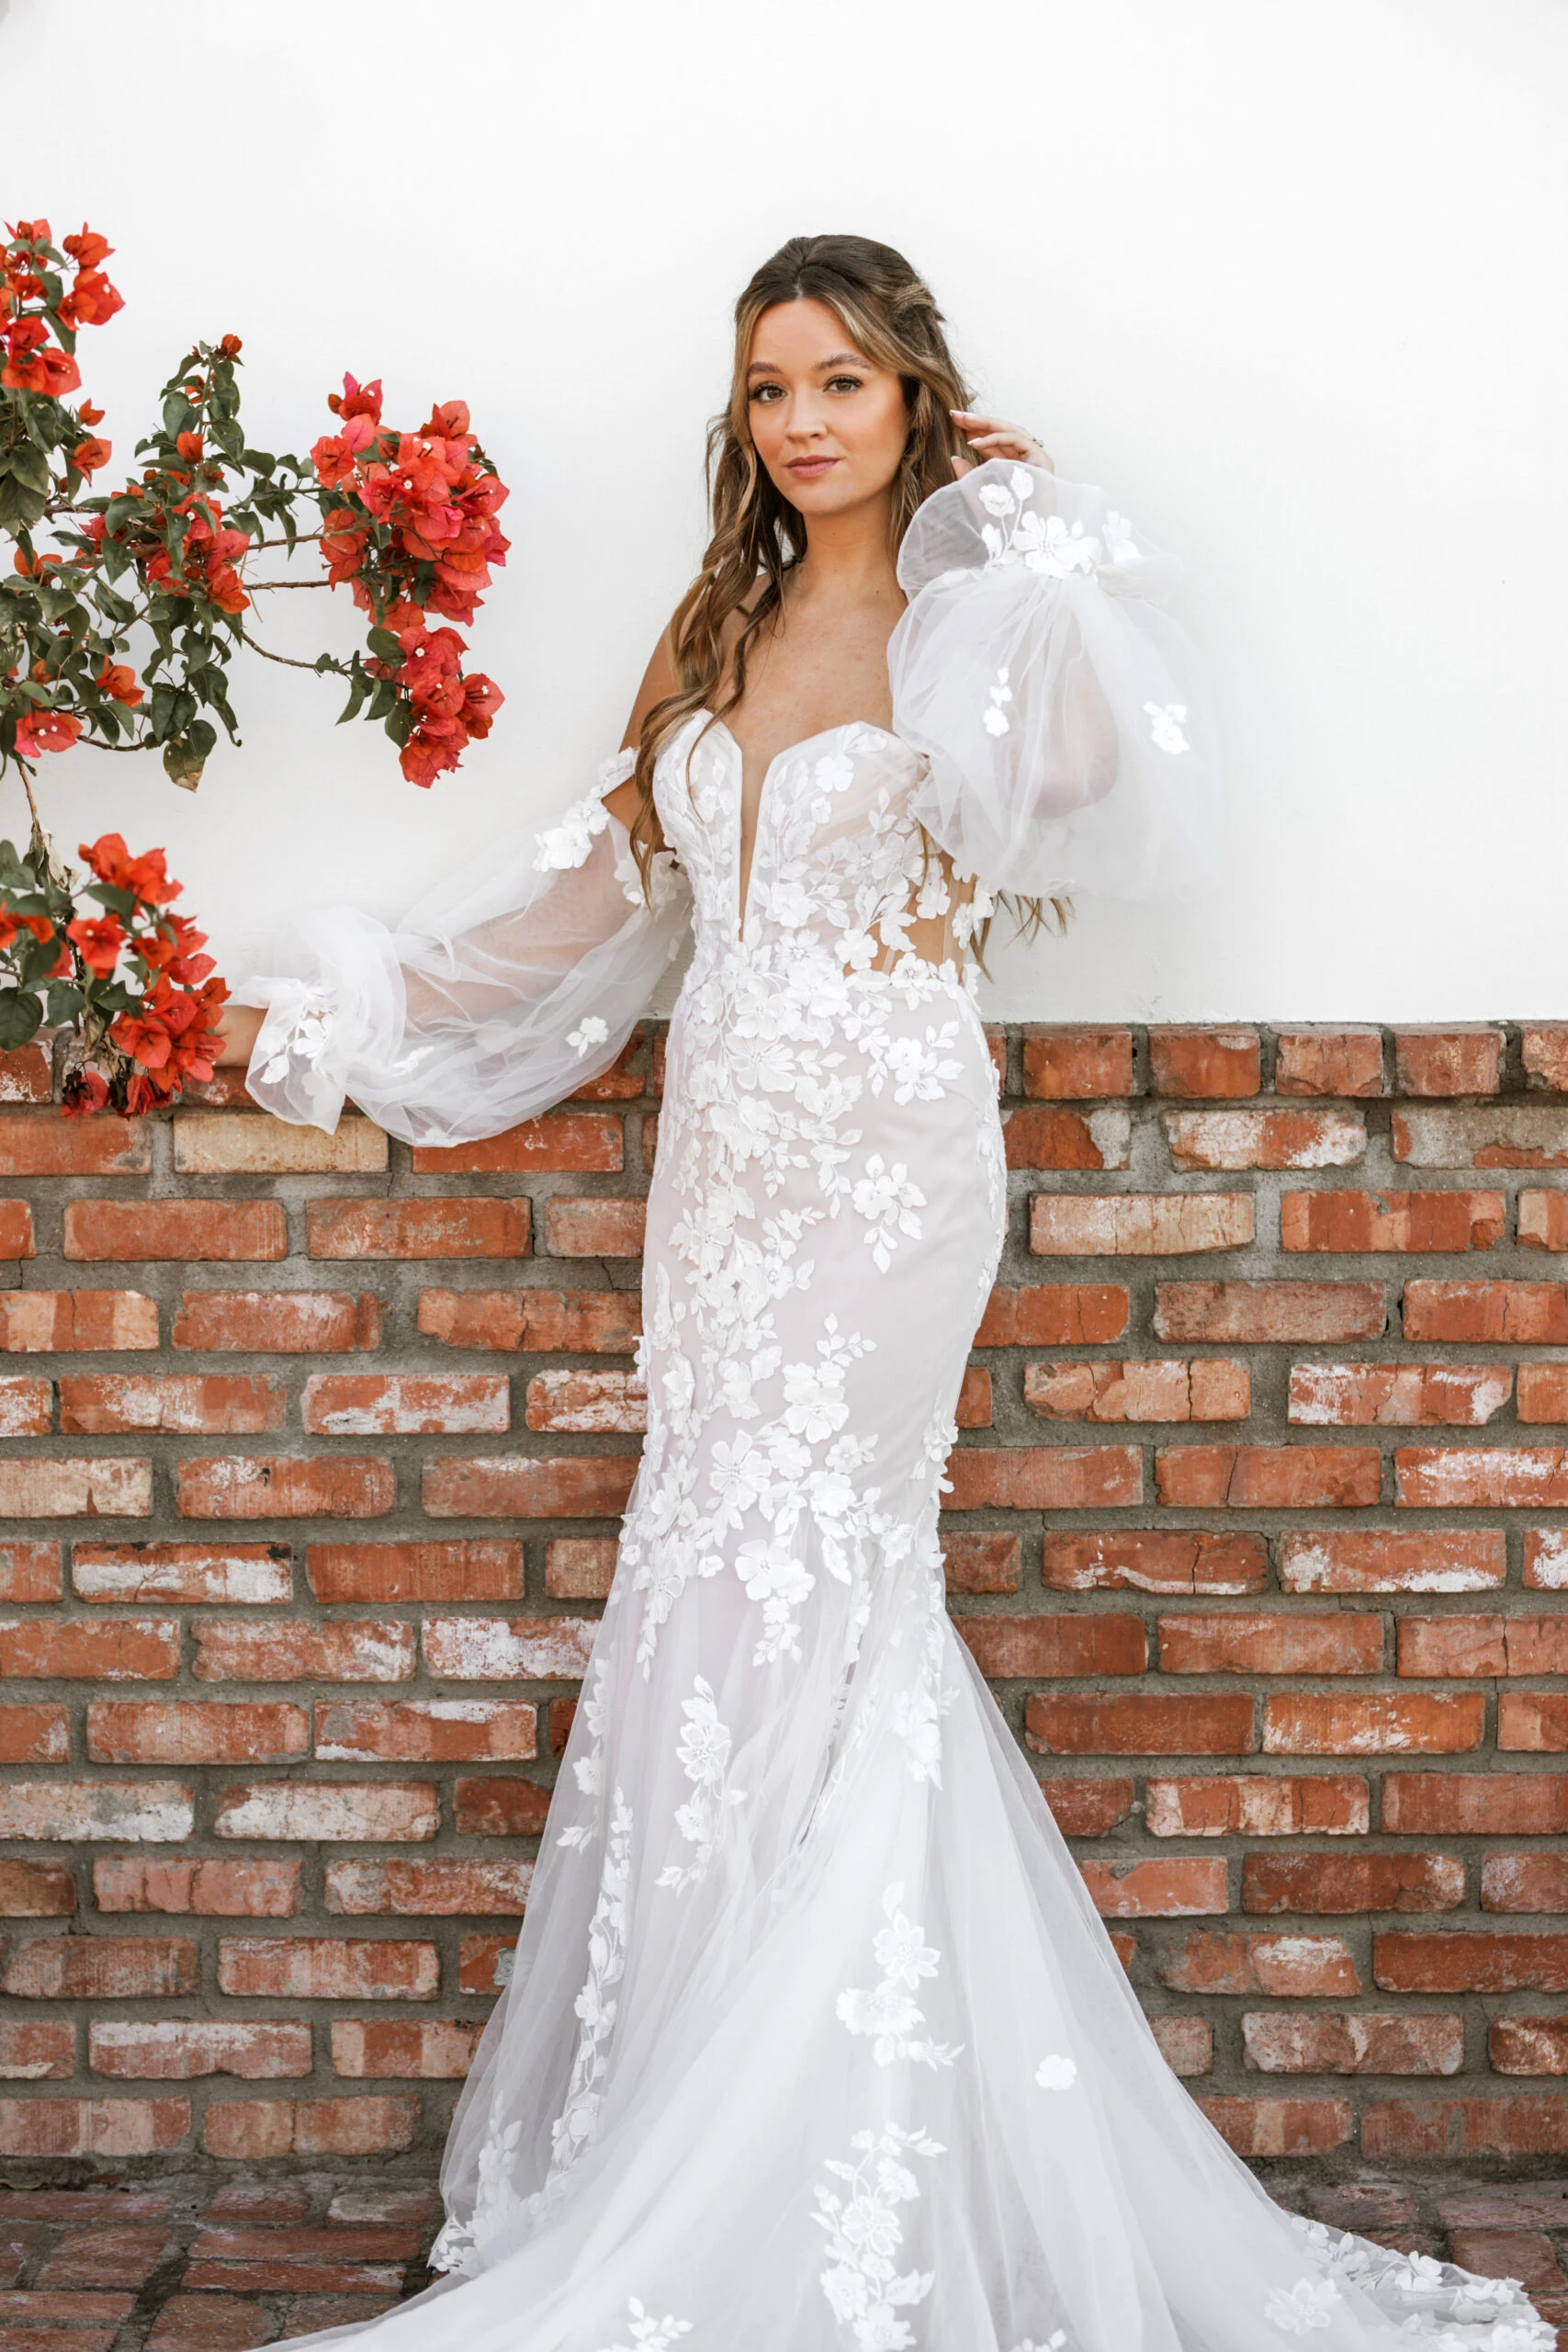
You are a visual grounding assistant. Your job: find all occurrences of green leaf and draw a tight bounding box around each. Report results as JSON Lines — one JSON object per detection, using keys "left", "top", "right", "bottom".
{"left": 0, "top": 989, "right": 43, "bottom": 1049}
{"left": 366, "top": 627, "right": 403, "bottom": 664}
{"left": 6, "top": 446, "right": 50, "bottom": 495}
{"left": 0, "top": 474, "right": 48, "bottom": 531}
{"left": 45, "top": 979, "right": 83, "bottom": 1024}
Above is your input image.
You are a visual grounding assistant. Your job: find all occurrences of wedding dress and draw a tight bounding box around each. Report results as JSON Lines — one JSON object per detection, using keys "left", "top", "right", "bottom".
{"left": 238, "top": 462, "right": 1550, "bottom": 2352}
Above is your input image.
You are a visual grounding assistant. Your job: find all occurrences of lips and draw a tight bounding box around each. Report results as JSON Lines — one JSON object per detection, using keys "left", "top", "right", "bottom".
{"left": 786, "top": 456, "right": 839, "bottom": 479}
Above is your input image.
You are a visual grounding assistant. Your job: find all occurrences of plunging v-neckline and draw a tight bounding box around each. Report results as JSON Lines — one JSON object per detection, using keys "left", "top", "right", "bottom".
{"left": 696, "top": 710, "right": 909, "bottom": 941}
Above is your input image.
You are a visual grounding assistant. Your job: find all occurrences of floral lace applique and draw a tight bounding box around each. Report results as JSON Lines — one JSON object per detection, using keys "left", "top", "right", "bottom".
{"left": 836, "top": 1883, "right": 962, "bottom": 2070}
{"left": 1034, "top": 2054, "right": 1077, "bottom": 2090}
{"left": 592, "top": 2299, "right": 693, "bottom": 2352}
{"left": 1144, "top": 700, "right": 1190, "bottom": 754}
{"left": 1265, "top": 2278, "right": 1343, "bottom": 2335}
{"left": 256, "top": 985, "right": 336, "bottom": 1084}
{"left": 813, "top": 2121, "right": 943, "bottom": 2352}
{"left": 656, "top": 1675, "right": 746, "bottom": 1892}
{"left": 539, "top": 1788, "right": 634, "bottom": 2191}
{"left": 534, "top": 784, "right": 614, "bottom": 873}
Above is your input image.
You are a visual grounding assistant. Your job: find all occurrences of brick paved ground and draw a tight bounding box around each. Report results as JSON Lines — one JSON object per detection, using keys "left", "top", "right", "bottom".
{"left": 0, "top": 2172, "right": 1566, "bottom": 2346}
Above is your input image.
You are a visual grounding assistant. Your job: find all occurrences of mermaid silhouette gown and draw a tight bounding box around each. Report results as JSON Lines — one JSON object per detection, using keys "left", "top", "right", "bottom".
{"left": 238, "top": 462, "right": 1550, "bottom": 2352}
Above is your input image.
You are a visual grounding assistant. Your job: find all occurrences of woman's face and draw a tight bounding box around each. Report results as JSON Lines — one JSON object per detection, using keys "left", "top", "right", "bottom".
{"left": 745, "top": 298, "right": 909, "bottom": 523}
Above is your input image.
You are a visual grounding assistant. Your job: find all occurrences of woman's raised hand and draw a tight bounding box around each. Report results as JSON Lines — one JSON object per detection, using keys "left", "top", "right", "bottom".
{"left": 950, "top": 410, "right": 1054, "bottom": 478}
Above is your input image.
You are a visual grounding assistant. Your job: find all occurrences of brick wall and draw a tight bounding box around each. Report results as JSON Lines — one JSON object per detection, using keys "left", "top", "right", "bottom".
{"left": 1, "top": 1019, "right": 1566, "bottom": 2177}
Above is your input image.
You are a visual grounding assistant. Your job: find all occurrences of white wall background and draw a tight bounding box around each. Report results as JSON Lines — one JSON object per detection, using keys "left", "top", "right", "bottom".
{"left": 3, "top": 0, "right": 1563, "bottom": 1019}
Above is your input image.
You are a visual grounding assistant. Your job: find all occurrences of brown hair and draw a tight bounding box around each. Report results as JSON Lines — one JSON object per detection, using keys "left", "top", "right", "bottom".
{"left": 628, "top": 233, "right": 1057, "bottom": 946}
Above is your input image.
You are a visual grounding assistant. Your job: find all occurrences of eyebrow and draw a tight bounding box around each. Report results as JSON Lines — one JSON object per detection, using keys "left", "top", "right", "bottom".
{"left": 746, "top": 351, "right": 868, "bottom": 376}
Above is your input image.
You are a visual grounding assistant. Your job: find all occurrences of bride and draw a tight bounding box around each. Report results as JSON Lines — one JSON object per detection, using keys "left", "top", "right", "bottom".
{"left": 218, "top": 235, "right": 1549, "bottom": 2352}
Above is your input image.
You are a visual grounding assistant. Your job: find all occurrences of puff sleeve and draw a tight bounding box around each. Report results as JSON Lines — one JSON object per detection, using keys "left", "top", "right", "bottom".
{"left": 887, "top": 459, "right": 1220, "bottom": 901}
{"left": 231, "top": 752, "right": 691, "bottom": 1146}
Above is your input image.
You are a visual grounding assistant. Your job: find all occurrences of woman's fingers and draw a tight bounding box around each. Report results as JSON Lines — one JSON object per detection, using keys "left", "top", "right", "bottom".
{"left": 950, "top": 410, "right": 1054, "bottom": 471}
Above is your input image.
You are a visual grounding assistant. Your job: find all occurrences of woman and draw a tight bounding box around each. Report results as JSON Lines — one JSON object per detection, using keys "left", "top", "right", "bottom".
{"left": 220, "top": 237, "right": 1548, "bottom": 2352}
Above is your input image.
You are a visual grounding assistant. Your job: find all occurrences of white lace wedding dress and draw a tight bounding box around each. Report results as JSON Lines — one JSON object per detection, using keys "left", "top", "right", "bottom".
{"left": 238, "top": 463, "right": 1550, "bottom": 2352}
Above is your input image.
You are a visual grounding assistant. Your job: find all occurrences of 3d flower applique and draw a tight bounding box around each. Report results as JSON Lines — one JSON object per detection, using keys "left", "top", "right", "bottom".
{"left": 1145, "top": 701, "right": 1190, "bottom": 754}
{"left": 568, "top": 1015, "right": 609, "bottom": 1058}
{"left": 1264, "top": 2277, "right": 1342, "bottom": 2335}
{"left": 812, "top": 2121, "right": 944, "bottom": 2349}
{"left": 1009, "top": 2335, "right": 1068, "bottom": 2352}
{"left": 1033, "top": 2054, "right": 1077, "bottom": 2091}
{"left": 534, "top": 787, "right": 612, "bottom": 872}
{"left": 835, "top": 1883, "right": 962, "bottom": 2068}
{"left": 656, "top": 1675, "right": 746, "bottom": 1894}
{"left": 592, "top": 2298, "right": 694, "bottom": 2352}
{"left": 983, "top": 664, "right": 1013, "bottom": 737}
{"left": 257, "top": 987, "right": 335, "bottom": 1082}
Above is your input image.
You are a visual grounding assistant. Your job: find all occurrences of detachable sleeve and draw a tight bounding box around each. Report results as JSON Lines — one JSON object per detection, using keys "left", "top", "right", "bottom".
{"left": 886, "top": 459, "right": 1221, "bottom": 901}
{"left": 231, "top": 752, "right": 691, "bottom": 1146}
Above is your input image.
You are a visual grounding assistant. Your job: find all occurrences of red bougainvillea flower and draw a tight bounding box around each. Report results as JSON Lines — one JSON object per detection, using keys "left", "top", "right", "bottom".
{"left": 328, "top": 372, "right": 383, "bottom": 424}
{"left": 79, "top": 834, "right": 180, "bottom": 905}
{"left": 175, "top": 430, "right": 204, "bottom": 461}
{"left": 72, "top": 436, "right": 112, "bottom": 474}
{"left": 62, "top": 224, "right": 112, "bottom": 269}
{"left": 96, "top": 661, "right": 142, "bottom": 707}
{"left": 58, "top": 267, "right": 123, "bottom": 329}
{"left": 217, "top": 333, "right": 243, "bottom": 358}
{"left": 5, "top": 317, "right": 48, "bottom": 362}
{"left": 321, "top": 507, "right": 369, "bottom": 585}
{"left": 0, "top": 910, "right": 54, "bottom": 954}
{"left": 13, "top": 708, "right": 82, "bottom": 757}
{"left": 461, "top": 672, "right": 503, "bottom": 738}
{"left": 66, "top": 914, "right": 127, "bottom": 978}
{"left": 61, "top": 1066, "right": 111, "bottom": 1119}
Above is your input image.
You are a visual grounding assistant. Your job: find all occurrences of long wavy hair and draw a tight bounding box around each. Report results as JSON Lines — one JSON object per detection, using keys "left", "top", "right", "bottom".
{"left": 627, "top": 233, "right": 1055, "bottom": 945}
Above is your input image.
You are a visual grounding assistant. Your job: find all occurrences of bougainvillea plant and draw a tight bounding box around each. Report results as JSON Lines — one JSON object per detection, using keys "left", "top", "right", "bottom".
{"left": 0, "top": 214, "right": 510, "bottom": 1109}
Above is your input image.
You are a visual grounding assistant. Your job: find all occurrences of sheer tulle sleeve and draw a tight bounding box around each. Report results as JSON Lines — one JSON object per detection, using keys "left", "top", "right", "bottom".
{"left": 231, "top": 752, "right": 691, "bottom": 1146}
{"left": 886, "top": 458, "right": 1220, "bottom": 902}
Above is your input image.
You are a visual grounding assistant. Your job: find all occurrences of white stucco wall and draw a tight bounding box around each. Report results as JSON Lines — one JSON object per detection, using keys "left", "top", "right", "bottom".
{"left": 3, "top": 0, "right": 1563, "bottom": 1018}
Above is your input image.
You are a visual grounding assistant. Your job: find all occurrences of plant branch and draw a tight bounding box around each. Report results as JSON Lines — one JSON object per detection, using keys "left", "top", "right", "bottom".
{"left": 245, "top": 578, "right": 330, "bottom": 591}
{"left": 239, "top": 624, "right": 322, "bottom": 672}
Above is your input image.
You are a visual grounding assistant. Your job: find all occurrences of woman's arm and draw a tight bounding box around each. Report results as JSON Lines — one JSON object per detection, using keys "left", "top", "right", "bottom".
{"left": 601, "top": 626, "right": 678, "bottom": 832}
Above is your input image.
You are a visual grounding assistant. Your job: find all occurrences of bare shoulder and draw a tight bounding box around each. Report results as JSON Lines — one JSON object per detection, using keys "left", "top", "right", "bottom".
{"left": 603, "top": 622, "right": 679, "bottom": 830}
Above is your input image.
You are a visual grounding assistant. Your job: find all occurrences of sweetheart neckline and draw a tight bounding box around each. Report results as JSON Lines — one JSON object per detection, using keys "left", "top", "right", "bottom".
{"left": 695, "top": 709, "right": 914, "bottom": 778}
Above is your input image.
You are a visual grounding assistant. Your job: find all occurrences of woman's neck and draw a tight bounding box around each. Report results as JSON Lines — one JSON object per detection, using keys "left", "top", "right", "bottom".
{"left": 788, "top": 492, "right": 900, "bottom": 606}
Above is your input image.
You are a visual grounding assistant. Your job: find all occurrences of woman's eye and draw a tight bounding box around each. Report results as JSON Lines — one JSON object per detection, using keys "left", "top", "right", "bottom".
{"left": 749, "top": 382, "right": 784, "bottom": 403}
{"left": 827, "top": 376, "right": 864, "bottom": 394}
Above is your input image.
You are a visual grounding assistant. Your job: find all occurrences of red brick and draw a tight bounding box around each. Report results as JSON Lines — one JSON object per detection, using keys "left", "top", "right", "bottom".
{"left": 1523, "top": 1530, "right": 1568, "bottom": 1590}
{"left": 1158, "top": 1932, "right": 1360, "bottom": 1996}
{"left": 215, "top": 1781, "right": 435, "bottom": 1842}
{"left": 64, "top": 1202, "right": 286, "bottom": 1261}
{"left": 1159, "top": 1612, "right": 1382, "bottom": 1676}
{"left": 0, "top": 1375, "right": 51, "bottom": 1434}
{"left": 1363, "top": 2097, "right": 1568, "bottom": 2157}
{"left": 217, "top": 1939, "right": 438, "bottom": 2000}
{"left": 1025, "top": 1691, "right": 1254, "bottom": 1755}
{"left": 954, "top": 1366, "right": 992, "bottom": 1428}
{"left": 191, "top": 1616, "right": 414, "bottom": 1685}
{"left": 1275, "top": 1029, "right": 1385, "bottom": 1098}
{"left": 1077, "top": 1857, "right": 1227, "bottom": 1917}
{"left": 0, "top": 2098, "right": 188, "bottom": 2156}
{"left": 308, "top": 1198, "right": 528, "bottom": 1259}
{"left": 1490, "top": 2017, "right": 1568, "bottom": 2074}
{"left": 423, "top": 1454, "right": 637, "bottom": 1519}
{"left": 1031, "top": 1193, "right": 1253, "bottom": 1255}
{"left": 72, "top": 1543, "right": 292, "bottom": 1607}
{"left": 1393, "top": 1106, "right": 1568, "bottom": 1167}
{"left": 1242, "top": 1852, "right": 1464, "bottom": 1914}
{"left": 955, "top": 1613, "right": 1145, "bottom": 1677}
{"left": 1393, "top": 1027, "right": 1503, "bottom": 1096}
{"left": 1156, "top": 1445, "right": 1381, "bottom": 1509}
{"left": 1517, "top": 1190, "right": 1568, "bottom": 1251}
{"left": 1003, "top": 1106, "right": 1130, "bottom": 1170}
{"left": 1150, "top": 2015, "right": 1213, "bottom": 2075}
{"left": 412, "top": 1113, "right": 622, "bottom": 1172}
{"left": 0, "top": 1541, "right": 62, "bottom": 1601}
{"left": 1404, "top": 1281, "right": 1568, "bottom": 1342}
{"left": 1041, "top": 1532, "right": 1267, "bottom": 1594}
{"left": 0, "top": 1704, "right": 68, "bottom": 1762}
{"left": 941, "top": 1532, "right": 1021, "bottom": 1594}
{"left": 1399, "top": 1614, "right": 1568, "bottom": 1678}
{"left": 542, "top": 1198, "right": 647, "bottom": 1256}
{"left": 0, "top": 1046, "right": 53, "bottom": 1102}
{"left": 88, "top": 2019, "right": 310, "bottom": 2080}
{"left": 0, "top": 1618, "right": 177, "bottom": 1680}
{"left": 1396, "top": 1446, "right": 1568, "bottom": 1509}
{"left": 1440, "top": 2230, "right": 1567, "bottom": 2290}
{"left": 1024, "top": 1359, "right": 1247, "bottom": 1423}
{"left": 0, "top": 1457, "right": 152, "bottom": 1517}
{"left": 569, "top": 1029, "right": 649, "bottom": 1101}
{"left": 1263, "top": 1692, "right": 1483, "bottom": 1755}
{"left": 87, "top": 1701, "right": 308, "bottom": 1764}
{"left": 302, "top": 1373, "right": 509, "bottom": 1436}
{"left": 1145, "top": 1775, "right": 1369, "bottom": 1838}
{"left": 323, "top": 1858, "right": 531, "bottom": 1916}
{"left": 1517, "top": 1364, "right": 1568, "bottom": 1421}
{"left": 0, "top": 1116, "right": 150, "bottom": 1175}
{"left": 59, "top": 1374, "right": 285, "bottom": 1435}
{"left": 1198, "top": 2097, "right": 1352, "bottom": 2155}
{"left": 1497, "top": 1693, "right": 1568, "bottom": 1751}
{"left": 1278, "top": 1530, "right": 1506, "bottom": 1592}
{"left": 1021, "top": 1027, "right": 1134, "bottom": 1098}
{"left": 180, "top": 2216, "right": 412, "bottom": 2279}
{"left": 974, "top": 1283, "right": 1129, "bottom": 1345}
{"left": 1522, "top": 1026, "right": 1568, "bottom": 1093}
{"left": 453, "top": 1778, "right": 553, "bottom": 1837}
{"left": 203, "top": 2095, "right": 418, "bottom": 2159}
{"left": 457, "top": 1933, "right": 514, "bottom": 1995}
{"left": 1295, "top": 1192, "right": 1506, "bottom": 1255}
{"left": 418, "top": 1287, "right": 641, "bottom": 1353}
{"left": 0, "top": 1781, "right": 193, "bottom": 1843}
{"left": 1027, "top": 1777, "right": 1131, "bottom": 1837}
{"left": 1155, "top": 1282, "right": 1386, "bottom": 1343}
{"left": 1149, "top": 1027, "right": 1259, "bottom": 1097}
{"left": 0, "top": 1936, "right": 197, "bottom": 1998}
{"left": 1165, "top": 1111, "right": 1365, "bottom": 1170}
{"left": 93, "top": 1859, "right": 300, "bottom": 1917}
{"left": 0, "top": 1200, "right": 34, "bottom": 1263}
{"left": 1481, "top": 1855, "right": 1568, "bottom": 1913}
{"left": 525, "top": 1369, "right": 646, "bottom": 1433}
{"left": 3, "top": 1290, "right": 160, "bottom": 1355}
{"left": 0, "top": 1859, "right": 77, "bottom": 1915}
{"left": 172, "top": 1291, "right": 380, "bottom": 1352}
{"left": 944, "top": 1446, "right": 1141, "bottom": 1510}
{"left": 330, "top": 2019, "right": 483, "bottom": 2079}
{"left": 172, "top": 1113, "right": 386, "bottom": 1176}
{"left": 1289, "top": 1363, "right": 1510, "bottom": 1428}
{"left": 147, "top": 2296, "right": 276, "bottom": 2349}
{"left": 1241, "top": 2012, "right": 1462, "bottom": 2075}
{"left": 422, "top": 1616, "right": 597, "bottom": 1679}
{"left": 0, "top": 2018, "right": 74, "bottom": 2078}
{"left": 176, "top": 1455, "right": 396, "bottom": 1520}
{"left": 307, "top": 1539, "right": 522, "bottom": 1602}
{"left": 1382, "top": 1774, "right": 1568, "bottom": 1836}
{"left": 315, "top": 1699, "right": 536, "bottom": 1762}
